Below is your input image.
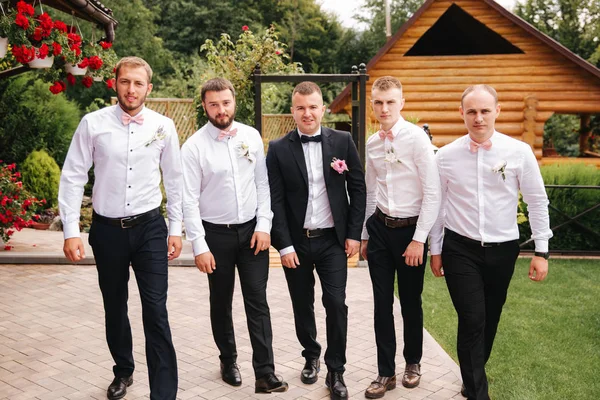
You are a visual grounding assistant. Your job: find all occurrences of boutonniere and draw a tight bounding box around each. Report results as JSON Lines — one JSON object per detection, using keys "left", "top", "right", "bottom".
{"left": 492, "top": 160, "right": 507, "bottom": 181}
{"left": 384, "top": 147, "right": 401, "bottom": 164}
{"left": 145, "top": 125, "right": 167, "bottom": 147}
{"left": 330, "top": 157, "right": 349, "bottom": 174}
{"left": 236, "top": 141, "right": 255, "bottom": 163}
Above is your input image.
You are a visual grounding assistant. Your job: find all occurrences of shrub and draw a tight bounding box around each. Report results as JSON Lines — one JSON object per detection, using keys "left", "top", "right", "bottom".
{"left": 20, "top": 150, "right": 60, "bottom": 208}
{"left": 519, "top": 163, "right": 600, "bottom": 251}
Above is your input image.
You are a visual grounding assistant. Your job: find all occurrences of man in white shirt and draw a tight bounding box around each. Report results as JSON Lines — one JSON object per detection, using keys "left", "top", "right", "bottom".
{"left": 267, "top": 82, "right": 366, "bottom": 400}
{"left": 429, "top": 84, "right": 552, "bottom": 400}
{"left": 360, "top": 76, "right": 441, "bottom": 398}
{"left": 59, "top": 57, "right": 182, "bottom": 400}
{"left": 181, "top": 78, "right": 288, "bottom": 394}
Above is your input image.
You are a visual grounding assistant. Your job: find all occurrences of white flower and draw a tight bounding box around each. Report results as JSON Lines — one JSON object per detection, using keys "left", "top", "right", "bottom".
{"left": 145, "top": 125, "right": 167, "bottom": 147}
{"left": 384, "top": 147, "right": 401, "bottom": 164}
{"left": 236, "top": 141, "right": 255, "bottom": 162}
{"left": 492, "top": 160, "right": 507, "bottom": 181}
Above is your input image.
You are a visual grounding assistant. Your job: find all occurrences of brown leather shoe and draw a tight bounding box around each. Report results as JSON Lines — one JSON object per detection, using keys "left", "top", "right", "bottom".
{"left": 364, "top": 375, "right": 396, "bottom": 399}
{"left": 401, "top": 363, "right": 421, "bottom": 388}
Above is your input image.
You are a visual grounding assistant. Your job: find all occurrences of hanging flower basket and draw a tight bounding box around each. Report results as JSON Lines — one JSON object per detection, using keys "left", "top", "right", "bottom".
{"left": 0, "top": 37, "right": 7, "bottom": 58}
{"left": 65, "top": 62, "right": 86, "bottom": 75}
{"left": 28, "top": 53, "right": 53, "bottom": 68}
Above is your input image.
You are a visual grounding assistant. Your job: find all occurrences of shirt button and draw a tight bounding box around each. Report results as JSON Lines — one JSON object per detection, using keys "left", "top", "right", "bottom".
{"left": 129, "top": 167, "right": 132, "bottom": 170}
{"left": 130, "top": 149, "right": 133, "bottom": 152}
{"left": 127, "top": 203, "right": 130, "bottom": 206}
{"left": 128, "top": 185, "right": 131, "bottom": 188}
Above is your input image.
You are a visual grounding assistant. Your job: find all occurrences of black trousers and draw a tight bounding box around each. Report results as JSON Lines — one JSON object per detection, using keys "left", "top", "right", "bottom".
{"left": 204, "top": 219, "right": 274, "bottom": 379}
{"left": 442, "top": 230, "right": 519, "bottom": 400}
{"left": 365, "top": 214, "right": 427, "bottom": 377}
{"left": 283, "top": 229, "right": 348, "bottom": 372}
{"left": 89, "top": 214, "right": 177, "bottom": 400}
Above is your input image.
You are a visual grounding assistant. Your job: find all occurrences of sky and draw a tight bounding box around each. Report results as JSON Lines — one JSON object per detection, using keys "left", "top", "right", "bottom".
{"left": 320, "top": 0, "right": 518, "bottom": 28}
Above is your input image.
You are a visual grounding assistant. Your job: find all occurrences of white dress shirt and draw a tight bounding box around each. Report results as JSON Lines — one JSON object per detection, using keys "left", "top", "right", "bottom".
{"left": 430, "top": 131, "right": 552, "bottom": 254}
{"left": 59, "top": 105, "right": 183, "bottom": 239}
{"left": 181, "top": 121, "right": 272, "bottom": 256}
{"left": 362, "top": 117, "right": 441, "bottom": 243}
{"left": 279, "top": 129, "right": 335, "bottom": 256}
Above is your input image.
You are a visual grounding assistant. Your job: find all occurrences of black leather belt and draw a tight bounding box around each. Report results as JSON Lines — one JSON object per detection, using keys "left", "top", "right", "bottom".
{"left": 92, "top": 207, "right": 160, "bottom": 229}
{"left": 444, "top": 228, "right": 503, "bottom": 247}
{"left": 303, "top": 227, "right": 335, "bottom": 238}
{"left": 375, "top": 208, "right": 418, "bottom": 229}
{"left": 203, "top": 217, "right": 256, "bottom": 230}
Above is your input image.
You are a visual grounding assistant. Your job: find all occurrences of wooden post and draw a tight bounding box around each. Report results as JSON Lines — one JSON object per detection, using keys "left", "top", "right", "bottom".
{"left": 253, "top": 63, "right": 263, "bottom": 136}
{"left": 579, "top": 114, "right": 591, "bottom": 156}
{"left": 523, "top": 95, "right": 539, "bottom": 158}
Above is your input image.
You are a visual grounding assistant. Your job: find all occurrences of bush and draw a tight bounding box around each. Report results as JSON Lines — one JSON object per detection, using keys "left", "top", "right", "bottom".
{"left": 519, "top": 163, "right": 600, "bottom": 251}
{"left": 0, "top": 75, "right": 81, "bottom": 166}
{"left": 20, "top": 150, "right": 61, "bottom": 208}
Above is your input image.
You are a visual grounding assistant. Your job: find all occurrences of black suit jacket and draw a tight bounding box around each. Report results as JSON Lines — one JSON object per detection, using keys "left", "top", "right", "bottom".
{"left": 266, "top": 127, "right": 366, "bottom": 251}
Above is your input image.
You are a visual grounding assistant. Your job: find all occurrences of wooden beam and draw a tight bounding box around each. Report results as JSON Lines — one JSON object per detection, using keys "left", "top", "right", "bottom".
{"left": 579, "top": 114, "right": 592, "bottom": 156}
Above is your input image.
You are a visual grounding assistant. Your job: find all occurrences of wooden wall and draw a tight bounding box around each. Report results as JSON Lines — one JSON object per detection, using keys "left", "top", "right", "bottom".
{"left": 336, "top": 0, "right": 600, "bottom": 159}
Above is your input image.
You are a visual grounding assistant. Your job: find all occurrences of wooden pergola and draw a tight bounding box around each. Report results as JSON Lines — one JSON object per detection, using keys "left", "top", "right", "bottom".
{"left": 330, "top": 0, "right": 600, "bottom": 161}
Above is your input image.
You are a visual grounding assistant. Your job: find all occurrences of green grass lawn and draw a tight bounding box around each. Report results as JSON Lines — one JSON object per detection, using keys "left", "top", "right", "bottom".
{"left": 422, "top": 258, "right": 600, "bottom": 400}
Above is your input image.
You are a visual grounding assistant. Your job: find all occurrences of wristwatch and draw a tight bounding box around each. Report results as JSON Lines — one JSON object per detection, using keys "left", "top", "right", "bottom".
{"left": 534, "top": 251, "right": 550, "bottom": 260}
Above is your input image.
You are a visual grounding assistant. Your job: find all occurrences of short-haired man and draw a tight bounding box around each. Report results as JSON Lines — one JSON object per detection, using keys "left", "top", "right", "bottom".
{"left": 430, "top": 84, "right": 552, "bottom": 400}
{"left": 361, "top": 76, "right": 441, "bottom": 398}
{"left": 59, "top": 56, "right": 181, "bottom": 400}
{"left": 267, "top": 81, "right": 366, "bottom": 400}
{"left": 181, "top": 77, "right": 288, "bottom": 393}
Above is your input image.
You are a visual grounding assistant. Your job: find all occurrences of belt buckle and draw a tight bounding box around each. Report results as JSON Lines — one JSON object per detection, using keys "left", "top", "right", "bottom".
{"left": 481, "top": 240, "right": 492, "bottom": 248}
{"left": 306, "top": 229, "right": 312, "bottom": 238}
{"left": 120, "top": 216, "right": 134, "bottom": 229}
{"left": 384, "top": 216, "right": 395, "bottom": 228}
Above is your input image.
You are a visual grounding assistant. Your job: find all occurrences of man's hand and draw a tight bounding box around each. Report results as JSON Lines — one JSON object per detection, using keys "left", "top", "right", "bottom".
{"left": 250, "top": 231, "right": 271, "bottom": 255}
{"left": 63, "top": 237, "right": 86, "bottom": 262}
{"left": 360, "top": 240, "right": 368, "bottom": 260}
{"left": 529, "top": 256, "right": 548, "bottom": 281}
{"left": 167, "top": 236, "right": 182, "bottom": 260}
{"left": 402, "top": 240, "right": 424, "bottom": 266}
{"left": 430, "top": 254, "right": 444, "bottom": 277}
{"left": 281, "top": 252, "right": 300, "bottom": 269}
{"left": 345, "top": 239, "right": 360, "bottom": 258}
{"left": 195, "top": 251, "right": 216, "bottom": 274}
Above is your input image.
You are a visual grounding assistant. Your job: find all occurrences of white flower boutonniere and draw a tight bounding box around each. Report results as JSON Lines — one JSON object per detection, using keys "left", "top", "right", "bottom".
{"left": 492, "top": 160, "right": 507, "bottom": 181}
{"left": 145, "top": 125, "right": 167, "bottom": 147}
{"left": 384, "top": 147, "right": 401, "bottom": 164}
{"left": 236, "top": 141, "right": 255, "bottom": 163}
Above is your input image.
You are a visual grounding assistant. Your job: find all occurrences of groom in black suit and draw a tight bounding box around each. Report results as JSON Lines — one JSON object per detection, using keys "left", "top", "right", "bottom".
{"left": 266, "top": 81, "right": 366, "bottom": 400}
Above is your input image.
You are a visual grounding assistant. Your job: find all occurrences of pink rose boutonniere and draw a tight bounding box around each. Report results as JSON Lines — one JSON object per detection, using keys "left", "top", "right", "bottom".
{"left": 331, "top": 157, "right": 349, "bottom": 174}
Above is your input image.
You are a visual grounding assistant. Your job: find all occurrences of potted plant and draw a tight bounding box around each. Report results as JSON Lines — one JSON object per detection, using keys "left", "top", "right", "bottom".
{"left": 0, "top": 6, "right": 10, "bottom": 58}
{"left": 81, "top": 39, "right": 117, "bottom": 83}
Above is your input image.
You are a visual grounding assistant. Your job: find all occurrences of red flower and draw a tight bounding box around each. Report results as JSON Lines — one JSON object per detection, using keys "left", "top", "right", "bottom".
{"left": 38, "top": 13, "right": 54, "bottom": 37}
{"left": 16, "top": 182, "right": 22, "bottom": 188}
{"left": 52, "top": 42, "right": 62, "bottom": 56}
{"left": 16, "top": 1, "right": 34, "bottom": 16}
{"left": 12, "top": 45, "right": 35, "bottom": 64}
{"left": 275, "top": 50, "right": 282, "bottom": 55}
{"left": 14, "top": 172, "right": 21, "bottom": 178}
{"left": 88, "top": 55, "right": 103, "bottom": 70}
{"left": 4, "top": 245, "right": 13, "bottom": 251}
{"left": 54, "top": 20, "right": 67, "bottom": 33}
{"left": 49, "top": 81, "right": 66, "bottom": 94}
{"left": 66, "top": 73, "right": 76, "bottom": 86}
{"left": 33, "top": 27, "right": 43, "bottom": 41}
{"left": 242, "top": 25, "right": 249, "bottom": 31}
{"left": 37, "top": 43, "right": 49, "bottom": 59}
{"left": 15, "top": 13, "right": 30, "bottom": 30}
{"left": 32, "top": 214, "right": 40, "bottom": 221}
{"left": 7, "top": 164, "right": 16, "bottom": 171}
{"left": 77, "top": 57, "right": 89, "bottom": 68}
{"left": 100, "top": 41, "right": 112, "bottom": 49}
{"left": 106, "top": 78, "right": 115, "bottom": 89}
{"left": 6, "top": 230, "right": 14, "bottom": 237}
{"left": 41, "top": 199, "right": 46, "bottom": 204}
{"left": 68, "top": 33, "right": 82, "bottom": 49}
{"left": 82, "top": 76, "right": 93, "bottom": 88}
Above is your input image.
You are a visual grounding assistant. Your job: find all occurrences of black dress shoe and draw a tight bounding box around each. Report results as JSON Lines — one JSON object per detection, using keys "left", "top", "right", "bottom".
{"left": 325, "top": 371, "right": 348, "bottom": 399}
{"left": 107, "top": 376, "right": 133, "bottom": 400}
{"left": 220, "top": 362, "right": 242, "bottom": 386}
{"left": 301, "top": 358, "right": 320, "bottom": 384}
{"left": 255, "top": 373, "right": 289, "bottom": 393}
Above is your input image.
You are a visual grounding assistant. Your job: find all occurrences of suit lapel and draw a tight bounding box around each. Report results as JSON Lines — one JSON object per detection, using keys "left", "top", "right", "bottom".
{"left": 288, "top": 130, "right": 308, "bottom": 187}
{"left": 321, "top": 127, "right": 333, "bottom": 185}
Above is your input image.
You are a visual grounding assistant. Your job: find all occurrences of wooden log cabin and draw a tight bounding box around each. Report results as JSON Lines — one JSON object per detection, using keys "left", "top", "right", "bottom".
{"left": 329, "top": 0, "right": 600, "bottom": 162}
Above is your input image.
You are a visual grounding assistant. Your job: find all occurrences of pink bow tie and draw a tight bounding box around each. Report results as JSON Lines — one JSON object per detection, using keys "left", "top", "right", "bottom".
{"left": 121, "top": 113, "right": 144, "bottom": 125}
{"left": 378, "top": 129, "right": 394, "bottom": 141}
{"left": 469, "top": 139, "right": 492, "bottom": 153}
{"left": 217, "top": 128, "right": 238, "bottom": 141}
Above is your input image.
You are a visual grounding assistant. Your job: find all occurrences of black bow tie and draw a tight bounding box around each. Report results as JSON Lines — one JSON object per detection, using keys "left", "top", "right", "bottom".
{"left": 300, "top": 135, "right": 322, "bottom": 143}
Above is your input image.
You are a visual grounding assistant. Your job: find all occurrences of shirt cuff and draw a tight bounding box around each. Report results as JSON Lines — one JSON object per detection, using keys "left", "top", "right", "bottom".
{"left": 534, "top": 240, "right": 548, "bottom": 253}
{"left": 63, "top": 222, "right": 80, "bottom": 239}
{"left": 429, "top": 242, "right": 442, "bottom": 255}
{"left": 412, "top": 228, "right": 429, "bottom": 244}
{"left": 192, "top": 238, "right": 210, "bottom": 257}
{"left": 168, "top": 220, "right": 182, "bottom": 237}
{"left": 254, "top": 217, "right": 271, "bottom": 234}
{"left": 279, "top": 245, "right": 295, "bottom": 256}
